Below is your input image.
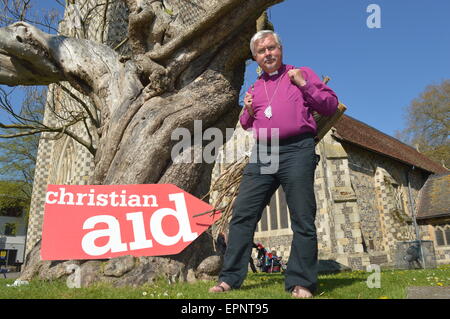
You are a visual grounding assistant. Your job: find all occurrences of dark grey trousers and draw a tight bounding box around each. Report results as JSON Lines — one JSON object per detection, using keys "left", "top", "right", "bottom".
{"left": 218, "top": 134, "right": 318, "bottom": 293}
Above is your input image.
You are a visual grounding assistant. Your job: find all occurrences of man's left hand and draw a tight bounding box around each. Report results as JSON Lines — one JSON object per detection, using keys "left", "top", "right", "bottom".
{"left": 288, "top": 69, "right": 307, "bottom": 87}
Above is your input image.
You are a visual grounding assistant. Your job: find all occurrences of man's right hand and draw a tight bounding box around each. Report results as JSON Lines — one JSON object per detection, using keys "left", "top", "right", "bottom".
{"left": 244, "top": 92, "right": 254, "bottom": 116}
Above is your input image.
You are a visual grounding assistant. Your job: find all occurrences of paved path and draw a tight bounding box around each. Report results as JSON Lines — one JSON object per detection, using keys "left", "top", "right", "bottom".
{"left": 0, "top": 271, "right": 20, "bottom": 279}
{"left": 406, "top": 286, "right": 450, "bottom": 299}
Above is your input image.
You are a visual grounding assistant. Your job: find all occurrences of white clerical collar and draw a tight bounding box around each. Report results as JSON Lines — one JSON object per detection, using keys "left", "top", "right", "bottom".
{"left": 268, "top": 70, "right": 278, "bottom": 76}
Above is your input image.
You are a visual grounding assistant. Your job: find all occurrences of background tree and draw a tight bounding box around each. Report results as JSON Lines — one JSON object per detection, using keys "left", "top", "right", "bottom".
{"left": 0, "top": 87, "right": 46, "bottom": 202}
{"left": 0, "top": 180, "right": 29, "bottom": 217}
{"left": 396, "top": 79, "right": 450, "bottom": 169}
{"left": 0, "top": 1, "right": 82, "bottom": 145}
{"left": 0, "top": 0, "right": 62, "bottom": 33}
{"left": 0, "top": 1, "right": 63, "bottom": 222}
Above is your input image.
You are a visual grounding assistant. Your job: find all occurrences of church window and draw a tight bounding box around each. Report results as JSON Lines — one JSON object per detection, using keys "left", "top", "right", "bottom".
{"left": 434, "top": 225, "right": 450, "bottom": 246}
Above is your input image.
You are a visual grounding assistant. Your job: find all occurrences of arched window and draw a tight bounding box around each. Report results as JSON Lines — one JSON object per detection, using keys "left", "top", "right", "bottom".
{"left": 55, "top": 136, "right": 75, "bottom": 185}
{"left": 434, "top": 224, "right": 450, "bottom": 246}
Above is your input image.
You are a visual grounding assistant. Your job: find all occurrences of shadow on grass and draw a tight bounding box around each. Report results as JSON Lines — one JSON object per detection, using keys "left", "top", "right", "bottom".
{"left": 238, "top": 268, "right": 363, "bottom": 295}
{"left": 317, "top": 277, "right": 364, "bottom": 295}
{"left": 239, "top": 273, "right": 284, "bottom": 291}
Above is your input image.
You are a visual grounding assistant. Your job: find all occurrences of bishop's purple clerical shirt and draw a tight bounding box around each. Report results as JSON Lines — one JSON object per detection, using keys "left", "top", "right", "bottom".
{"left": 240, "top": 64, "right": 338, "bottom": 140}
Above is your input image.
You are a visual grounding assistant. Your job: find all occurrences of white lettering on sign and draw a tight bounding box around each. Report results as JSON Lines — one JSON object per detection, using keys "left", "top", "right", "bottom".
{"left": 127, "top": 212, "right": 153, "bottom": 250}
{"left": 80, "top": 192, "right": 198, "bottom": 256}
{"left": 81, "top": 215, "right": 128, "bottom": 256}
{"left": 45, "top": 187, "right": 159, "bottom": 208}
{"left": 150, "top": 193, "right": 198, "bottom": 246}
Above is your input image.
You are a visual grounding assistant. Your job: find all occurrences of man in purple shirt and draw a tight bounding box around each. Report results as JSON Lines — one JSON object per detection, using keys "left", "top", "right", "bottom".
{"left": 209, "top": 30, "right": 338, "bottom": 298}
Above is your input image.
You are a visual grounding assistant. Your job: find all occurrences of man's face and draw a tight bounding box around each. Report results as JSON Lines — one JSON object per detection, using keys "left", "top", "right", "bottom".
{"left": 253, "top": 35, "right": 283, "bottom": 74}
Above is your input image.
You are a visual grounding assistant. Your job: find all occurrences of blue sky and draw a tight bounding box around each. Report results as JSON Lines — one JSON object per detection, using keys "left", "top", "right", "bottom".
{"left": 3, "top": 0, "right": 450, "bottom": 138}
{"left": 244, "top": 0, "right": 450, "bottom": 136}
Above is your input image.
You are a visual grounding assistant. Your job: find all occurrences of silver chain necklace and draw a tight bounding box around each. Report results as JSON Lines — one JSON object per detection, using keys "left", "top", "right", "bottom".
{"left": 263, "top": 71, "right": 286, "bottom": 119}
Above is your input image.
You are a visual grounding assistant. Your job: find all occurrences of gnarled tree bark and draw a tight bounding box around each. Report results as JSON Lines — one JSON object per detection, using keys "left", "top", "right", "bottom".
{"left": 0, "top": 0, "right": 283, "bottom": 286}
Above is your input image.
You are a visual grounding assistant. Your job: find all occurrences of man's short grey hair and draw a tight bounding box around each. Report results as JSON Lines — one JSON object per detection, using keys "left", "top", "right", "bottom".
{"left": 250, "top": 30, "right": 282, "bottom": 56}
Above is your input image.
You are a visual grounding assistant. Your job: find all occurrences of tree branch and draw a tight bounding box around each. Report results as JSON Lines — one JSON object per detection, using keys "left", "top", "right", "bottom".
{"left": 56, "top": 82, "right": 100, "bottom": 128}
{"left": 0, "top": 21, "right": 143, "bottom": 116}
{"left": 0, "top": 116, "right": 77, "bottom": 135}
{"left": 148, "top": 0, "right": 282, "bottom": 63}
{"left": 0, "top": 116, "right": 96, "bottom": 155}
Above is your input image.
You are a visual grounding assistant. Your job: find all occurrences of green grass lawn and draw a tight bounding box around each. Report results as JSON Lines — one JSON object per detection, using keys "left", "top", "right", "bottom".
{"left": 1, "top": 265, "right": 449, "bottom": 299}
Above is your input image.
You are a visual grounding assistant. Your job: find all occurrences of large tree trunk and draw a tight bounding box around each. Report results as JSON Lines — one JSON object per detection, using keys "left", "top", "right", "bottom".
{"left": 0, "top": 0, "right": 283, "bottom": 286}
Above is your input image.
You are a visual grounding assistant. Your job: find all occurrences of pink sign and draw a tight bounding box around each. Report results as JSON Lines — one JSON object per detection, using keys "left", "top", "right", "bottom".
{"left": 41, "top": 184, "right": 220, "bottom": 260}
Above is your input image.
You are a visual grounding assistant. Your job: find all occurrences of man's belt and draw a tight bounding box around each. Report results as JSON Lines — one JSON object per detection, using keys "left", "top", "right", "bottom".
{"left": 256, "top": 132, "right": 316, "bottom": 146}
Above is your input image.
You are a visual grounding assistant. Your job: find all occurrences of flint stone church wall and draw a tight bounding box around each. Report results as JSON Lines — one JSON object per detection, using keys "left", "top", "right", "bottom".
{"left": 212, "top": 127, "right": 433, "bottom": 271}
